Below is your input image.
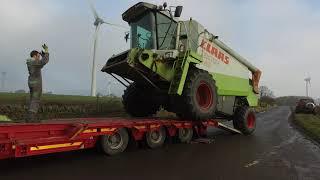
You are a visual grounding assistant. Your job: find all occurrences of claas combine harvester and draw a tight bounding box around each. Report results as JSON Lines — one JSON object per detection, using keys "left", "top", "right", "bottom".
{"left": 102, "top": 2, "right": 262, "bottom": 135}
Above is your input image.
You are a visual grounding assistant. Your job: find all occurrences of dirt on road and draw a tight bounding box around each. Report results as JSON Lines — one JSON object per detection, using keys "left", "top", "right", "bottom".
{"left": 0, "top": 106, "right": 319, "bottom": 180}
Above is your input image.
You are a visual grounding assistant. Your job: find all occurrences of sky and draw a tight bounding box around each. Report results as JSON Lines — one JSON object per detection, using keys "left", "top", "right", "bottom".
{"left": 0, "top": 0, "right": 319, "bottom": 98}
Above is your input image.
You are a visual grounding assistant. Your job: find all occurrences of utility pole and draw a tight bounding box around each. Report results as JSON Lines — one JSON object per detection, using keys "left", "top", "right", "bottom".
{"left": 1, "top": 72, "right": 6, "bottom": 92}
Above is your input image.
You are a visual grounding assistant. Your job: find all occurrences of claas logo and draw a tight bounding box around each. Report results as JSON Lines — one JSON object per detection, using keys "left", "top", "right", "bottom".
{"left": 200, "top": 39, "right": 230, "bottom": 65}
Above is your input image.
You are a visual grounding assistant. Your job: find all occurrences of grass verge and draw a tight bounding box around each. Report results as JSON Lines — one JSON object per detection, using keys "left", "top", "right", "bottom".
{"left": 294, "top": 114, "right": 320, "bottom": 143}
{"left": 0, "top": 115, "right": 12, "bottom": 122}
{"left": 254, "top": 105, "right": 276, "bottom": 113}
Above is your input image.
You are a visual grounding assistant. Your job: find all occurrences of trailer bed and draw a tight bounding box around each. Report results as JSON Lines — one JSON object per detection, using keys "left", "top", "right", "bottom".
{"left": 0, "top": 117, "right": 241, "bottom": 160}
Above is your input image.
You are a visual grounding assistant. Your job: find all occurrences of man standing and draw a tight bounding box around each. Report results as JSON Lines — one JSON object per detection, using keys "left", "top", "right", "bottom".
{"left": 26, "top": 44, "right": 49, "bottom": 123}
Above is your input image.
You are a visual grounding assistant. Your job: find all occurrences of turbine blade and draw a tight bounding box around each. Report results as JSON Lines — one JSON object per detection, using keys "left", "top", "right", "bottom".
{"left": 88, "top": 0, "right": 99, "bottom": 19}
{"left": 102, "top": 21, "right": 128, "bottom": 30}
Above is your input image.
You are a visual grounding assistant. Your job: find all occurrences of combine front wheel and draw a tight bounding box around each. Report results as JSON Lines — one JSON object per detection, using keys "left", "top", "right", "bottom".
{"left": 175, "top": 69, "right": 217, "bottom": 121}
{"left": 122, "top": 83, "right": 160, "bottom": 117}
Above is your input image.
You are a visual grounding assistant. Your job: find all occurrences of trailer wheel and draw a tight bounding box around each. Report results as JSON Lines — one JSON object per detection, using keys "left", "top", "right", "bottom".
{"left": 122, "top": 83, "right": 160, "bottom": 117}
{"left": 233, "top": 107, "right": 256, "bottom": 135}
{"left": 178, "top": 128, "right": 193, "bottom": 143}
{"left": 175, "top": 69, "right": 217, "bottom": 121}
{"left": 145, "top": 127, "right": 166, "bottom": 149}
{"left": 100, "top": 128, "right": 129, "bottom": 156}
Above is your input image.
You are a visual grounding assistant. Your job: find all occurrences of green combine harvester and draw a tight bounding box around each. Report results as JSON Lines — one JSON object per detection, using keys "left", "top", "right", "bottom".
{"left": 102, "top": 2, "right": 261, "bottom": 134}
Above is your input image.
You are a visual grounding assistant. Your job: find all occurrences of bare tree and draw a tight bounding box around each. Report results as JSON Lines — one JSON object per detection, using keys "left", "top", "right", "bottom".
{"left": 259, "top": 86, "right": 274, "bottom": 98}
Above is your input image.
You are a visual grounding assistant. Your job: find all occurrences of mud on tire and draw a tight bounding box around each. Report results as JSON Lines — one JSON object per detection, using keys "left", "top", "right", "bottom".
{"left": 174, "top": 69, "right": 217, "bottom": 121}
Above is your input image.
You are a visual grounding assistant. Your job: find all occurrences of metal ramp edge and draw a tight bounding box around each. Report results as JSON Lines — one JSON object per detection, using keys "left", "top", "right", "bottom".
{"left": 217, "top": 122, "right": 242, "bottom": 134}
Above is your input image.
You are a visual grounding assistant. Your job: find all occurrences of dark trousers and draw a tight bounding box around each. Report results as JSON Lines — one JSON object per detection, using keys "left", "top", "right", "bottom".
{"left": 28, "top": 84, "right": 42, "bottom": 122}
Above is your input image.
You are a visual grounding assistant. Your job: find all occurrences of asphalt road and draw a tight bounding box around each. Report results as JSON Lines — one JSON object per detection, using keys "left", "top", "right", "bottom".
{"left": 1, "top": 106, "right": 320, "bottom": 180}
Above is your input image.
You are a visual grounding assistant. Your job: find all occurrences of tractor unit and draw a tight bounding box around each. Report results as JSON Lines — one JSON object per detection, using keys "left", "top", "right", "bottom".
{"left": 102, "top": 2, "right": 261, "bottom": 135}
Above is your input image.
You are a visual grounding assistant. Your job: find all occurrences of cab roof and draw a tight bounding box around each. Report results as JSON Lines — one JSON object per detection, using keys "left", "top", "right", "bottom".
{"left": 122, "top": 2, "right": 158, "bottom": 22}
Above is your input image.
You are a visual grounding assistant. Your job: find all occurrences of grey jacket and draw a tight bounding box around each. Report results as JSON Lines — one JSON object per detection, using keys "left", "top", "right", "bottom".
{"left": 26, "top": 53, "right": 49, "bottom": 87}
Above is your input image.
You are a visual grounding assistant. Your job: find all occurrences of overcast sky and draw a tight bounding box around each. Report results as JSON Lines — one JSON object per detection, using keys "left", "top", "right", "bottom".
{"left": 0, "top": 0, "right": 319, "bottom": 98}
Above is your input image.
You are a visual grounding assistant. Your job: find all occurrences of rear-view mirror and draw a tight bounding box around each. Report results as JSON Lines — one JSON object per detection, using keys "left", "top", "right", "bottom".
{"left": 174, "top": 6, "right": 183, "bottom": 17}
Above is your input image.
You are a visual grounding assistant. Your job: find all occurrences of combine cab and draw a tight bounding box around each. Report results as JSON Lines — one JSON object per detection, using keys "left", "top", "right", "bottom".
{"left": 102, "top": 2, "right": 261, "bottom": 134}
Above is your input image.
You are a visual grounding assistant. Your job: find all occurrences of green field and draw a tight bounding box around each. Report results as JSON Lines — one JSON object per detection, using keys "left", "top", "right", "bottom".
{"left": 0, "top": 93, "right": 126, "bottom": 121}
{"left": 294, "top": 114, "right": 320, "bottom": 143}
{"left": 0, "top": 93, "right": 121, "bottom": 105}
{"left": 0, "top": 93, "right": 180, "bottom": 121}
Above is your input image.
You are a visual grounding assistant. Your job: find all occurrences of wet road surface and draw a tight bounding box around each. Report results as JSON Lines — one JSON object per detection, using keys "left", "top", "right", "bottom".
{"left": 1, "top": 106, "right": 320, "bottom": 180}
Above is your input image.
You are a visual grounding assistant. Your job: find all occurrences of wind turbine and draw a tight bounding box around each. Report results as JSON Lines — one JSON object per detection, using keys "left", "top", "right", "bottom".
{"left": 1, "top": 72, "right": 6, "bottom": 92}
{"left": 88, "top": 0, "right": 127, "bottom": 96}
{"left": 107, "top": 81, "right": 117, "bottom": 96}
{"left": 304, "top": 76, "right": 311, "bottom": 97}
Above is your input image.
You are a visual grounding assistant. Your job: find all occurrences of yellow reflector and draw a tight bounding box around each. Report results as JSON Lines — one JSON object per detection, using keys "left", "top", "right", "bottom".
{"left": 30, "top": 142, "right": 82, "bottom": 151}
{"left": 101, "top": 128, "right": 116, "bottom": 132}
{"left": 83, "top": 129, "right": 98, "bottom": 133}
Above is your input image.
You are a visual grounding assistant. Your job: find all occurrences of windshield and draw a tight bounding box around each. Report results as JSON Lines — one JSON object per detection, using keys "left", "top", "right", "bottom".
{"left": 130, "top": 12, "right": 156, "bottom": 49}
{"left": 156, "top": 13, "right": 177, "bottom": 50}
{"left": 130, "top": 11, "right": 177, "bottom": 50}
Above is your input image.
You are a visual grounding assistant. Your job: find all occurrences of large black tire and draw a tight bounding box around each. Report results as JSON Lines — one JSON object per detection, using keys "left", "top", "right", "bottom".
{"left": 233, "top": 107, "right": 256, "bottom": 135}
{"left": 122, "top": 83, "right": 160, "bottom": 117}
{"left": 100, "top": 128, "right": 129, "bottom": 156}
{"left": 174, "top": 69, "right": 217, "bottom": 121}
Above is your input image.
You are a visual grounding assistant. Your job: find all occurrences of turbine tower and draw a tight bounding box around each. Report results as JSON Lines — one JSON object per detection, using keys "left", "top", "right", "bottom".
{"left": 88, "top": 0, "right": 127, "bottom": 96}
{"left": 1, "top": 72, "right": 6, "bottom": 92}
{"left": 304, "top": 77, "right": 311, "bottom": 97}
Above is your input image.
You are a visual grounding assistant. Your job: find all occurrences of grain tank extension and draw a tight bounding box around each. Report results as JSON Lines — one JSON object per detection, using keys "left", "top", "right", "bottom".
{"left": 102, "top": 2, "right": 261, "bottom": 134}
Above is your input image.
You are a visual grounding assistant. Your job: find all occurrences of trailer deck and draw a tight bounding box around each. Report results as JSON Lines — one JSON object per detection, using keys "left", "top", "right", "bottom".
{"left": 0, "top": 117, "right": 241, "bottom": 160}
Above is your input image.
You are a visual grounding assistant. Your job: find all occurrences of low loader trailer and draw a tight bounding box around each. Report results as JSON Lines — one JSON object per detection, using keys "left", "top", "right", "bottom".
{"left": 0, "top": 118, "right": 244, "bottom": 160}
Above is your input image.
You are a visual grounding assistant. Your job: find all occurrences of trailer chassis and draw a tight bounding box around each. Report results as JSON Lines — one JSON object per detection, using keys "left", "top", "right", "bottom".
{"left": 0, "top": 118, "right": 241, "bottom": 160}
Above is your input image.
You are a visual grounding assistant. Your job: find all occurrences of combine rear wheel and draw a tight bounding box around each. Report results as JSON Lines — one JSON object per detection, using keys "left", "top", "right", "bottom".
{"left": 122, "top": 83, "right": 160, "bottom": 117}
{"left": 175, "top": 69, "right": 217, "bottom": 121}
{"left": 233, "top": 107, "right": 256, "bottom": 135}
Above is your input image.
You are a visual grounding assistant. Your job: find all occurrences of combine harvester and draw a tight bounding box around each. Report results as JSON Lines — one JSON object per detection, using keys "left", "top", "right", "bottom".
{"left": 0, "top": 2, "right": 261, "bottom": 160}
